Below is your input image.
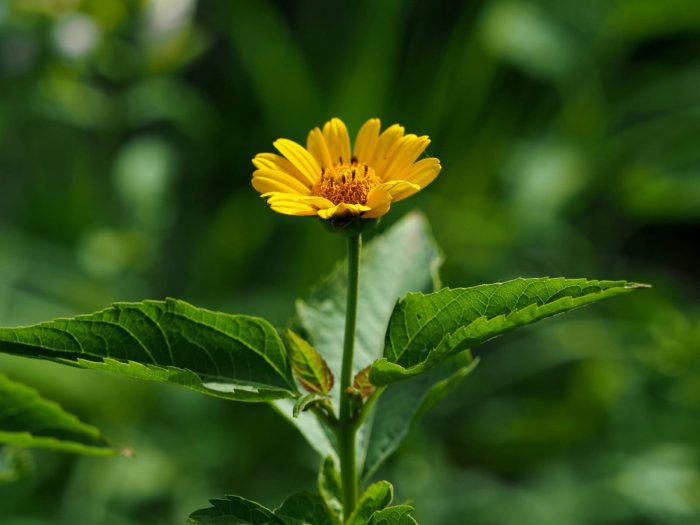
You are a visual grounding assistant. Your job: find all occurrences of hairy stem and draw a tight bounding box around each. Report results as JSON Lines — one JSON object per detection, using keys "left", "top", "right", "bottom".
{"left": 338, "top": 234, "right": 361, "bottom": 517}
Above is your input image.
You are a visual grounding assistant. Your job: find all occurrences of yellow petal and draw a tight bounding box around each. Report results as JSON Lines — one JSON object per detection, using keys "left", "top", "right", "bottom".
{"left": 382, "top": 135, "right": 431, "bottom": 181}
{"left": 273, "top": 139, "right": 321, "bottom": 186}
{"left": 266, "top": 193, "right": 335, "bottom": 209}
{"left": 322, "top": 118, "right": 351, "bottom": 165}
{"left": 370, "top": 124, "right": 405, "bottom": 174}
{"left": 363, "top": 185, "right": 392, "bottom": 219}
{"left": 378, "top": 180, "right": 421, "bottom": 202}
{"left": 353, "top": 118, "right": 381, "bottom": 164}
{"left": 306, "top": 127, "right": 333, "bottom": 169}
{"left": 317, "top": 202, "right": 370, "bottom": 219}
{"left": 270, "top": 202, "right": 318, "bottom": 216}
{"left": 252, "top": 176, "right": 305, "bottom": 195}
{"left": 252, "top": 153, "right": 313, "bottom": 189}
{"left": 252, "top": 168, "right": 310, "bottom": 195}
{"left": 402, "top": 157, "right": 441, "bottom": 189}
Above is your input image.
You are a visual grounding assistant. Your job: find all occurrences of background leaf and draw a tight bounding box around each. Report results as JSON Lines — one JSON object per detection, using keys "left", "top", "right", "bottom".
{"left": 362, "top": 353, "right": 478, "bottom": 480}
{"left": 188, "top": 495, "right": 281, "bottom": 525}
{"left": 0, "top": 373, "right": 120, "bottom": 456}
{"left": 0, "top": 299, "right": 297, "bottom": 402}
{"left": 371, "top": 278, "right": 646, "bottom": 384}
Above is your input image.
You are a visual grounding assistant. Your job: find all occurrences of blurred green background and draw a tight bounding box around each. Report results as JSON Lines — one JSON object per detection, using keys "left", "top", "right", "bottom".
{"left": 1, "top": 0, "right": 699, "bottom": 523}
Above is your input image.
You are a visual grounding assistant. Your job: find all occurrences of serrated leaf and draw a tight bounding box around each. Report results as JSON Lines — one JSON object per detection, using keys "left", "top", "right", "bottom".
{"left": 292, "top": 393, "right": 331, "bottom": 419}
{"left": 347, "top": 481, "right": 393, "bottom": 525}
{"left": 275, "top": 491, "right": 339, "bottom": 525}
{"left": 188, "top": 495, "right": 282, "bottom": 525}
{"left": 287, "top": 330, "right": 334, "bottom": 394}
{"left": 368, "top": 506, "right": 418, "bottom": 525}
{"left": 318, "top": 456, "right": 343, "bottom": 520}
{"left": 352, "top": 366, "right": 376, "bottom": 400}
{"left": 0, "top": 373, "right": 121, "bottom": 456}
{"left": 0, "top": 299, "right": 297, "bottom": 402}
{"left": 362, "top": 352, "right": 478, "bottom": 480}
{"left": 281, "top": 212, "right": 441, "bottom": 457}
{"left": 371, "top": 278, "right": 647, "bottom": 385}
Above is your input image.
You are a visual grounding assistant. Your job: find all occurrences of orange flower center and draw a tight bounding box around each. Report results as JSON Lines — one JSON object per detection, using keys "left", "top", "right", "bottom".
{"left": 313, "top": 158, "right": 380, "bottom": 205}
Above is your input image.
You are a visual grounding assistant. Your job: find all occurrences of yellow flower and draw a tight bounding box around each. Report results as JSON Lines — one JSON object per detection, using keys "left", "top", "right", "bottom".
{"left": 252, "top": 118, "right": 440, "bottom": 219}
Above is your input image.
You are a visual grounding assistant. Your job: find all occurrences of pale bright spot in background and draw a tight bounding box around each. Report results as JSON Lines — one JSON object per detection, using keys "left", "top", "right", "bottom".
{"left": 52, "top": 14, "right": 100, "bottom": 59}
{"left": 146, "top": 0, "right": 195, "bottom": 35}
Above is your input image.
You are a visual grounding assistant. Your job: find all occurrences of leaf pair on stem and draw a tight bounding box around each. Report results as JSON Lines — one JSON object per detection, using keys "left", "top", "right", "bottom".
{"left": 0, "top": 213, "right": 646, "bottom": 523}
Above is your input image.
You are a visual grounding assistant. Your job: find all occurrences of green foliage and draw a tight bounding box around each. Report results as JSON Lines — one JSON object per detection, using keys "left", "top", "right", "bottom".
{"left": 188, "top": 495, "right": 280, "bottom": 525}
{"left": 362, "top": 352, "right": 479, "bottom": 480}
{"left": 273, "top": 213, "right": 441, "bottom": 459}
{"left": 371, "top": 278, "right": 646, "bottom": 385}
{"left": 367, "top": 506, "right": 418, "bottom": 525}
{"left": 0, "top": 373, "right": 119, "bottom": 456}
{"left": 292, "top": 393, "right": 332, "bottom": 419}
{"left": 188, "top": 485, "right": 409, "bottom": 525}
{"left": 287, "top": 330, "right": 334, "bottom": 394}
{"left": 319, "top": 457, "right": 343, "bottom": 520}
{"left": 0, "top": 299, "right": 297, "bottom": 402}
{"left": 276, "top": 491, "right": 339, "bottom": 525}
{"left": 296, "top": 212, "right": 442, "bottom": 404}
{"left": 346, "top": 481, "right": 393, "bottom": 525}
{"left": 0, "top": 447, "right": 33, "bottom": 484}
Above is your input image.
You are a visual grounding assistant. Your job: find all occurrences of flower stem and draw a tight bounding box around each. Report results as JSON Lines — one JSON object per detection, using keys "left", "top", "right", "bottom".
{"left": 338, "top": 233, "right": 361, "bottom": 518}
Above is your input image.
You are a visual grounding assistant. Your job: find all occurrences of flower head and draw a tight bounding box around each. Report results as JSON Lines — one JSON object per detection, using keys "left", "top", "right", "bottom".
{"left": 252, "top": 118, "right": 440, "bottom": 220}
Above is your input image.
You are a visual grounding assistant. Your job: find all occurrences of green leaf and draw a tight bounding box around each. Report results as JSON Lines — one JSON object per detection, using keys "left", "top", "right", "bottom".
{"left": 275, "top": 491, "right": 339, "bottom": 525}
{"left": 271, "top": 398, "right": 338, "bottom": 461}
{"left": 0, "top": 299, "right": 297, "bottom": 402}
{"left": 188, "top": 495, "right": 282, "bottom": 525}
{"left": 371, "top": 278, "right": 647, "bottom": 385}
{"left": 287, "top": 330, "right": 334, "bottom": 394}
{"left": 362, "top": 352, "right": 478, "bottom": 480}
{"left": 292, "top": 393, "right": 331, "bottom": 419}
{"left": 318, "top": 456, "right": 343, "bottom": 520}
{"left": 297, "top": 212, "right": 441, "bottom": 405}
{"left": 0, "top": 373, "right": 121, "bottom": 456}
{"left": 347, "top": 481, "right": 393, "bottom": 525}
{"left": 368, "top": 506, "right": 419, "bottom": 525}
{"left": 281, "top": 213, "right": 441, "bottom": 454}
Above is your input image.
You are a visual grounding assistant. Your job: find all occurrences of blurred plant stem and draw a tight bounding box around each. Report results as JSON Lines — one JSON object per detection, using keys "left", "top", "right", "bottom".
{"left": 338, "top": 234, "right": 361, "bottom": 517}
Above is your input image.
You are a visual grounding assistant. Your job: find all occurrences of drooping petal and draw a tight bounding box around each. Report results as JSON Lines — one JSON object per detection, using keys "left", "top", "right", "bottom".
{"left": 381, "top": 135, "right": 431, "bottom": 181}
{"left": 252, "top": 168, "right": 310, "bottom": 195}
{"left": 306, "top": 127, "right": 333, "bottom": 169}
{"left": 273, "top": 139, "right": 321, "bottom": 186}
{"left": 264, "top": 193, "right": 335, "bottom": 217}
{"left": 369, "top": 124, "right": 405, "bottom": 175}
{"left": 353, "top": 118, "right": 381, "bottom": 164}
{"left": 363, "top": 185, "right": 392, "bottom": 219}
{"left": 317, "top": 202, "right": 370, "bottom": 220}
{"left": 253, "top": 153, "right": 313, "bottom": 189}
{"left": 377, "top": 179, "right": 421, "bottom": 202}
{"left": 322, "top": 118, "right": 351, "bottom": 165}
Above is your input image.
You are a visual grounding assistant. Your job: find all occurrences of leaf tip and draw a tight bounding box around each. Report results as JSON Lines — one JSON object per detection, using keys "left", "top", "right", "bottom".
{"left": 627, "top": 282, "right": 652, "bottom": 289}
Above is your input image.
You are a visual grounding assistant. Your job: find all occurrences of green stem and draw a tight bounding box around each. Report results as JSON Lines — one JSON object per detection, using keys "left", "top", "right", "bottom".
{"left": 339, "top": 234, "right": 361, "bottom": 518}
